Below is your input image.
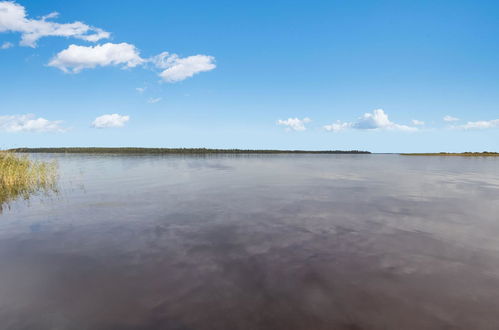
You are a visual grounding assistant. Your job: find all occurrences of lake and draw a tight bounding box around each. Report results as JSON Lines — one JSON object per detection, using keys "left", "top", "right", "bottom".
{"left": 1, "top": 154, "right": 499, "bottom": 330}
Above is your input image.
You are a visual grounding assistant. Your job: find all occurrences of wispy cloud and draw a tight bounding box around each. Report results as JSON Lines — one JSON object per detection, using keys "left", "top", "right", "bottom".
{"left": 0, "top": 41, "right": 13, "bottom": 49}
{"left": 443, "top": 115, "right": 459, "bottom": 122}
{"left": 455, "top": 119, "right": 499, "bottom": 130}
{"left": 147, "top": 97, "right": 161, "bottom": 104}
{"left": 0, "top": 1, "right": 109, "bottom": 47}
{"left": 323, "top": 121, "right": 352, "bottom": 132}
{"left": 136, "top": 87, "right": 146, "bottom": 93}
{"left": 324, "top": 109, "right": 417, "bottom": 132}
{"left": 92, "top": 114, "right": 129, "bottom": 128}
{"left": 0, "top": 114, "right": 65, "bottom": 132}
{"left": 411, "top": 119, "right": 425, "bottom": 126}
{"left": 277, "top": 117, "right": 311, "bottom": 131}
{"left": 151, "top": 52, "right": 216, "bottom": 82}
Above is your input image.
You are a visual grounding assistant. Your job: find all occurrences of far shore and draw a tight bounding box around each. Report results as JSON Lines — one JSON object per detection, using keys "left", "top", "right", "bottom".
{"left": 402, "top": 152, "right": 499, "bottom": 157}
{"left": 9, "top": 148, "right": 371, "bottom": 155}
{"left": 7, "top": 149, "right": 499, "bottom": 156}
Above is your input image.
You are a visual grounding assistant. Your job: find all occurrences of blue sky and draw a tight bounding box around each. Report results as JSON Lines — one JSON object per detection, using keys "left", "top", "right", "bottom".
{"left": 1, "top": 0, "right": 499, "bottom": 152}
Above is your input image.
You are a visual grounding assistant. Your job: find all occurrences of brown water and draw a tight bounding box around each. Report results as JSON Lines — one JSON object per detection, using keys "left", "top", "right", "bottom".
{"left": 1, "top": 154, "right": 499, "bottom": 330}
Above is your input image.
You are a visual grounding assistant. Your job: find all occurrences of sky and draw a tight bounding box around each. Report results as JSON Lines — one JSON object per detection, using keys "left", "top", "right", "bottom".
{"left": 1, "top": 0, "right": 499, "bottom": 152}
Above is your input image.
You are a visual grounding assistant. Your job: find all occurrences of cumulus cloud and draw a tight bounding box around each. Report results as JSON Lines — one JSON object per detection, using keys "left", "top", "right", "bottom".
{"left": 92, "top": 114, "right": 129, "bottom": 128}
{"left": 411, "top": 119, "right": 425, "bottom": 125}
{"left": 1, "top": 2, "right": 216, "bottom": 81}
{"left": 323, "top": 121, "right": 352, "bottom": 132}
{"left": 47, "top": 44, "right": 216, "bottom": 82}
{"left": 277, "top": 117, "right": 311, "bottom": 131}
{"left": 456, "top": 119, "right": 499, "bottom": 130}
{"left": 0, "top": 114, "right": 65, "bottom": 132}
{"left": 0, "top": 1, "right": 109, "bottom": 47}
{"left": 0, "top": 41, "right": 12, "bottom": 49}
{"left": 147, "top": 97, "right": 161, "bottom": 104}
{"left": 324, "top": 109, "right": 417, "bottom": 132}
{"left": 151, "top": 52, "right": 216, "bottom": 82}
{"left": 353, "top": 109, "right": 415, "bottom": 131}
{"left": 48, "top": 42, "right": 144, "bottom": 73}
{"left": 443, "top": 115, "right": 459, "bottom": 122}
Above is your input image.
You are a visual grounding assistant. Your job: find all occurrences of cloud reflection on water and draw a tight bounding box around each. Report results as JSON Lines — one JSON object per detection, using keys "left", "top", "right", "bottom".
{"left": 1, "top": 154, "right": 499, "bottom": 329}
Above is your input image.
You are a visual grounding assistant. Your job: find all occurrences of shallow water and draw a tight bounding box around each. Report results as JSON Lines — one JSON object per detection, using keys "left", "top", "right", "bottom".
{"left": 1, "top": 154, "right": 499, "bottom": 330}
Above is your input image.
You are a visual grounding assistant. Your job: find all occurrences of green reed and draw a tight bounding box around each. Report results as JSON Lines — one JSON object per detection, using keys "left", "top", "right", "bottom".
{"left": 0, "top": 151, "right": 58, "bottom": 212}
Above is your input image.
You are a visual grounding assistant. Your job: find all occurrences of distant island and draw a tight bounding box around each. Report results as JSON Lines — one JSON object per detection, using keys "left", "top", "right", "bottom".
{"left": 10, "top": 148, "right": 371, "bottom": 154}
{"left": 402, "top": 152, "right": 499, "bottom": 157}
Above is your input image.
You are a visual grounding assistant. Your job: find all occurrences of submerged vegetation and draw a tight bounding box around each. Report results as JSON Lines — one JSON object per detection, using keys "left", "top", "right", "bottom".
{"left": 10, "top": 147, "right": 371, "bottom": 154}
{"left": 0, "top": 152, "right": 58, "bottom": 212}
{"left": 402, "top": 152, "right": 499, "bottom": 157}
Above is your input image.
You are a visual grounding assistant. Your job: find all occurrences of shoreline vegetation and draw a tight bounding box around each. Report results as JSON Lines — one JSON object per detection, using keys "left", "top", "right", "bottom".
{"left": 402, "top": 152, "right": 499, "bottom": 157}
{"left": 0, "top": 151, "right": 58, "bottom": 212}
{"left": 9, "top": 148, "right": 371, "bottom": 154}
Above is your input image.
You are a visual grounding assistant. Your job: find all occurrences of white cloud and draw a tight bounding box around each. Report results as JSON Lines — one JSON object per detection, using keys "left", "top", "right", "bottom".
{"left": 353, "top": 109, "right": 415, "bottom": 131}
{"left": 0, "top": 114, "right": 65, "bottom": 132}
{"left": 40, "top": 12, "right": 59, "bottom": 21}
{"left": 324, "top": 121, "right": 352, "bottom": 132}
{"left": 48, "top": 44, "right": 216, "bottom": 82}
{"left": 277, "top": 117, "right": 311, "bottom": 131}
{"left": 151, "top": 52, "right": 216, "bottom": 82}
{"left": 457, "top": 119, "right": 499, "bottom": 130}
{"left": 136, "top": 87, "right": 146, "bottom": 93}
{"left": 411, "top": 119, "right": 425, "bottom": 125}
{"left": 1, "top": 2, "right": 216, "bottom": 81}
{"left": 92, "top": 114, "right": 129, "bottom": 128}
{"left": 147, "top": 97, "right": 161, "bottom": 104}
{"left": 0, "top": 1, "right": 109, "bottom": 47}
{"left": 0, "top": 41, "right": 12, "bottom": 49}
{"left": 324, "top": 109, "right": 417, "bottom": 132}
{"left": 443, "top": 115, "right": 459, "bottom": 122}
{"left": 48, "top": 43, "right": 144, "bottom": 73}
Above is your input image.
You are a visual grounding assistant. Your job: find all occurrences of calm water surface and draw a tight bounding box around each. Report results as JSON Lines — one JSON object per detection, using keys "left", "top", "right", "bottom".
{"left": 1, "top": 154, "right": 499, "bottom": 330}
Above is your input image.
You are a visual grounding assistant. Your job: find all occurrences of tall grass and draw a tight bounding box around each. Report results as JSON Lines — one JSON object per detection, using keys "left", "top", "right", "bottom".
{"left": 0, "top": 152, "right": 58, "bottom": 212}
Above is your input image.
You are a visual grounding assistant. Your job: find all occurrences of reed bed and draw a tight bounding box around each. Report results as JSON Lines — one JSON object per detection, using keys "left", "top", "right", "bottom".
{"left": 0, "top": 151, "right": 57, "bottom": 211}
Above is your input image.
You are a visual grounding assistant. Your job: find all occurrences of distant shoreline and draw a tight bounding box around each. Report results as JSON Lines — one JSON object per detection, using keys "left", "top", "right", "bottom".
{"left": 9, "top": 148, "right": 371, "bottom": 154}
{"left": 402, "top": 152, "right": 499, "bottom": 157}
